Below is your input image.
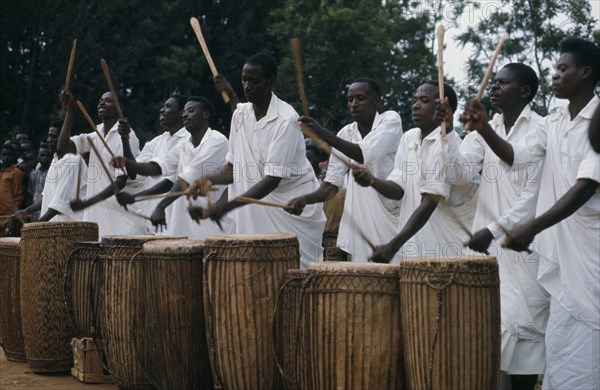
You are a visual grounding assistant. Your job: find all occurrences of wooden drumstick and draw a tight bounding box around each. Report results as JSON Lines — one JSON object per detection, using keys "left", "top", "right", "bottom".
{"left": 463, "top": 34, "right": 506, "bottom": 132}
{"left": 436, "top": 25, "right": 446, "bottom": 136}
{"left": 189, "top": 17, "right": 230, "bottom": 104}
{"left": 289, "top": 38, "right": 309, "bottom": 117}
{"left": 100, "top": 58, "right": 125, "bottom": 120}
{"left": 76, "top": 157, "right": 82, "bottom": 201}
{"left": 476, "top": 198, "right": 534, "bottom": 254}
{"left": 134, "top": 191, "right": 187, "bottom": 202}
{"left": 234, "top": 196, "right": 293, "bottom": 210}
{"left": 87, "top": 136, "right": 119, "bottom": 196}
{"left": 64, "top": 39, "right": 77, "bottom": 92}
{"left": 300, "top": 124, "right": 358, "bottom": 170}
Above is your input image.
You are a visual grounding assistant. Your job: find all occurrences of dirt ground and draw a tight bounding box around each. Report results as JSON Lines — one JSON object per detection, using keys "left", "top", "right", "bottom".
{"left": 0, "top": 349, "right": 117, "bottom": 390}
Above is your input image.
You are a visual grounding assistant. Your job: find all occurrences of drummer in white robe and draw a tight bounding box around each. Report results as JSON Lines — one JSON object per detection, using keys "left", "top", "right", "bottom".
{"left": 149, "top": 96, "right": 231, "bottom": 238}
{"left": 56, "top": 90, "right": 146, "bottom": 237}
{"left": 187, "top": 53, "right": 325, "bottom": 268}
{"left": 463, "top": 37, "right": 600, "bottom": 390}
{"left": 354, "top": 82, "right": 476, "bottom": 262}
{"left": 114, "top": 95, "right": 190, "bottom": 233}
{"left": 287, "top": 78, "right": 403, "bottom": 262}
{"left": 458, "top": 64, "right": 549, "bottom": 389}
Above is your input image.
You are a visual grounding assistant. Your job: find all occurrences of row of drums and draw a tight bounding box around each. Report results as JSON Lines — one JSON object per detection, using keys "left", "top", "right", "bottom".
{"left": 0, "top": 221, "right": 501, "bottom": 389}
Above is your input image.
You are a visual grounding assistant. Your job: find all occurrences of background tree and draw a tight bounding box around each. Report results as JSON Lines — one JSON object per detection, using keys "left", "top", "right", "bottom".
{"left": 270, "top": 0, "right": 438, "bottom": 131}
{"left": 456, "top": 0, "right": 596, "bottom": 116}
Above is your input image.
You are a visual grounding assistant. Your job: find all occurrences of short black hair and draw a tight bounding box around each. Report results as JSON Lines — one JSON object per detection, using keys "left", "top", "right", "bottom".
{"left": 245, "top": 52, "right": 278, "bottom": 78}
{"left": 306, "top": 144, "right": 327, "bottom": 161}
{"left": 1, "top": 143, "right": 16, "bottom": 153}
{"left": 501, "top": 63, "right": 539, "bottom": 102}
{"left": 186, "top": 96, "right": 216, "bottom": 121}
{"left": 424, "top": 81, "right": 458, "bottom": 112}
{"left": 170, "top": 94, "right": 188, "bottom": 110}
{"left": 50, "top": 121, "right": 62, "bottom": 129}
{"left": 352, "top": 78, "right": 382, "bottom": 96}
{"left": 559, "top": 37, "right": 600, "bottom": 84}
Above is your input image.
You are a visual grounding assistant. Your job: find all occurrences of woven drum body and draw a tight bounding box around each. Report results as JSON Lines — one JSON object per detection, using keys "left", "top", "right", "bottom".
{"left": 64, "top": 241, "right": 102, "bottom": 338}
{"left": 141, "top": 239, "right": 212, "bottom": 390}
{"left": 298, "top": 262, "right": 404, "bottom": 390}
{"left": 20, "top": 222, "right": 98, "bottom": 372}
{"left": 273, "top": 269, "right": 308, "bottom": 390}
{"left": 0, "top": 238, "right": 26, "bottom": 362}
{"left": 99, "top": 235, "right": 183, "bottom": 390}
{"left": 399, "top": 256, "right": 500, "bottom": 390}
{"left": 203, "top": 233, "right": 300, "bottom": 390}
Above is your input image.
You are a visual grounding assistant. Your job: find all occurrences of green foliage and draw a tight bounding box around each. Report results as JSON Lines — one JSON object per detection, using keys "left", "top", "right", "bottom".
{"left": 270, "top": 0, "right": 437, "bottom": 130}
{"left": 456, "top": 0, "right": 596, "bottom": 116}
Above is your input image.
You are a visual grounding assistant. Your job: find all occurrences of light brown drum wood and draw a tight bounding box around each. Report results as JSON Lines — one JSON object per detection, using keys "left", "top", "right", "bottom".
{"left": 0, "top": 237, "right": 25, "bottom": 362}
{"left": 399, "top": 256, "right": 500, "bottom": 390}
{"left": 298, "top": 262, "right": 405, "bottom": 389}
{"left": 99, "top": 235, "right": 183, "bottom": 390}
{"left": 141, "top": 239, "right": 212, "bottom": 390}
{"left": 20, "top": 222, "right": 98, "bottom": 372}
{"left": 64, "top": 241, "right": 102, "bottom": 338}
{"left": 273, "top": 269, "right": 308, "bottom": 390}
{"left": 203, "top": 233, "right": 299, "bottom": 390}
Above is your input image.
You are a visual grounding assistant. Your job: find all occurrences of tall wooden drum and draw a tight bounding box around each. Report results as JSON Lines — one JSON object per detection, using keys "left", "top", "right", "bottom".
{"left": 99, "top": 235, "right": 183, "bottom": 390}
{"left": 298, "top": 262, "right": 404, "bottom": 389}
{"left": 141, "top": 239, "right": 212, "bottom": 390}
{"left": 20, "top": 222, "right": 98, "bottom": 372}
{"left": 399, "top": 256, "right": 500, "bottom": 390}
{"left": 64, "top": 241, "right": 102, "bottom": 338}
{"left": 0, "top": 238, "right": 26, "bottom": 362}
{"left": 273, "top": 269, "right": 308, "bottom": 390}
{"left": 203, "top": 233, "right": 299, "bottom": 390}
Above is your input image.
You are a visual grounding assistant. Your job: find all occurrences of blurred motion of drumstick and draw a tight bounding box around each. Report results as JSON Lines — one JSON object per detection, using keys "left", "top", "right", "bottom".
{"left": 134, "top": 191, "right": 187, "bottom": 202}
{"left": 125, "top": 209, "right": 152, "bottom": 221}
{"left": 87, "top": 136, "right": 119, "bottom": 196}
{"left": 189, "top": 17, "right": 230, "bottom": 104}
{"left": 64, "top": 39, "right": 77, "bottom": 92}
{"left": 289, "top": 38, "right": 309, "bottom": 117}
{"left": 463, "top": 34, "right": 506, "bottom": 132}
{"left": 234, "top": 196, "right": 292, "bottom": 210}
{"left": 100, "top": 58, "right": 125, "bottom": 120}
{"left": 436, "top": 25, "right": 446, "bottom": 136}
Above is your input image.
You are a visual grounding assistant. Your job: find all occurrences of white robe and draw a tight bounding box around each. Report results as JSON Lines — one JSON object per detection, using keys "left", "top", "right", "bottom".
{"left": 324, "top": 111, "right": 403, "bottom": 261}
{"left": 512, "top": 96, "right": 600, "bottom": 388}
{"left": 72, "top": 122, "right": 147, "bottom": 237}
{"left": 458, "top": 106, "right": 549, "bottom": 374}
{"left": 387, "top": 127, "right": 476, "bottom": 261}
{"left": 160, "top": 128, "right": 232, "bottom": 239}
{"left": 227, "top": 94, "right": 326, "bottom": 268}
{"left": 137, "top": 128, "right": 190, "bottom": 233}
{"left": 41, "top": 153, "right": 87, "bottom": 222}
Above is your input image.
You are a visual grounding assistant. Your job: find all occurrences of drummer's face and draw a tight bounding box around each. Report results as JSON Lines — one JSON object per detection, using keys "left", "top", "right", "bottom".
{"left": 182, "top": 101, "right": 209, "bottom": 130}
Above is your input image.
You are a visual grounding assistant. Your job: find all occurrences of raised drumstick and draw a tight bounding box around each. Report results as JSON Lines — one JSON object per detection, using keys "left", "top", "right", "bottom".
{"left": 134, "top": 191, "right": 187, "bottom": 202}
{"left": 300, "top": 124, "right": 358, "bottom": 170}
{"left": 64, "top": 39, "right": 77, "bottom": 92}
{"left": 289, "top": 38, "right": 309, "bottom": 117}
{"left": 189, "top": 17, "right": 230, "bottom": 104}
{"left": 100, "top": 58, "right": 125, "bottom": 120}
{"left": 464, "top": 34, "right": 506, "bottom": 132}
{"left": 87, "top": 136, "right": 119, "bottom": 196}
{"left": 436, "top": 25, "right": 446, "bottom": 136}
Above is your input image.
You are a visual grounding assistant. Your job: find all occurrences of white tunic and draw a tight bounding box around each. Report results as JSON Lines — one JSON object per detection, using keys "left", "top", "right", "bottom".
{"left": 458, "top": 106, "right": 549, "bottom": 374}
{"left": 227, "top": 94, "right": 326, "bottom": 268}
{"left": 137, "top": 128, "right": 190, "bottom": 232}
{"left": 71, "top": 123, "right": 147, "bottom": 237}
{"left": 324, "top": 111, "right": 403, "bottom": 261}
{"left": 160, "top": 128, "right": 232, "bottom": 239}
{"left": 41, "top": 153, "right": 87, "bottom": 222}
{"left": 387, "top": 127, "right": 476, "bottom": 261}
{"left": 512, "top": 96, "right": 600, "bottom": 388}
